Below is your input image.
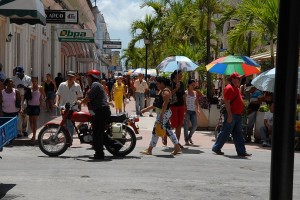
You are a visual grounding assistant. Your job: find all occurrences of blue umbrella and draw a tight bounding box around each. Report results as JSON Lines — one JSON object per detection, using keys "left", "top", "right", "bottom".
{"left": 156, "top": 55, "right": 199, "bottom": 72}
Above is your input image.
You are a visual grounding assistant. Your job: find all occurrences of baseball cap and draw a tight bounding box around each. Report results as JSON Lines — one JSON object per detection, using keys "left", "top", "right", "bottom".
{"left": 229, "top": 72, "right": 242, "bottom": 80}
{"left": 67, "top": 71, "right": 76, "bottom": 77}
{"left": 15, "top": 65, "right": 24, "bottom": 74}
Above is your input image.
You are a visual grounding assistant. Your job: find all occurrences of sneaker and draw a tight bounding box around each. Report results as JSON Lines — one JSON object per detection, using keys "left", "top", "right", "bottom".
{"left": 212, "top": 149, "right": 224, "bottom": 155}
{"left": 238, "top": 152, "right": 252, "bottom": 157}
{"left": 262, "top": 142, "right": 271, "bottom": 147}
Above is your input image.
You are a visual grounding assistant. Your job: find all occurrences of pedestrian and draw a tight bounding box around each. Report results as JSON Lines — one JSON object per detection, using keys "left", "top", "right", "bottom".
{"left": 183, "top": 79, "right": 200, "bottom": 146}
{"left": 148, "top": 76, "right": 158, "bottom": 117}
{"left": 0, "top": 78, "right": 21, "bottom": 118}
{"left": 54, "top": 72, "right": 63, "bottom": 88}
{"left": 140, "top": 76, "right": 182, "bottom": 155}
{"left": 212, "top": 72, "right": 252, "bottom": 157}
{"left": 245, "top": 84, "right": 263, "bottom": 142}
{"left": 259, "top": 102, "right": 274, "bottom": 147}
{"left": 106, "top": 76, "right": 115, "bottom": 101}
{"left": 0, "top": 63, "right": 6, "bottom": 81}
{"left": 26, "top": 76, "right": 46, "bottom": 145}
{"left": 134, "top": 73, "right": 148, "bottom": 116}
{"left": 77, "top": 70, "right": 114, "bottom": 160}
{"left": 112, "top": 76, "right": 125, "bottom": 114}
{"left": 55, "top": 71, "right": 83, "bottom": 141}
{"left": 44, "top": 73, "right": 57, "bottom": 112}
{"left": 162, "top": 70, "right": 185, "bottom": 148}
{"left": 12, "top": 65, "right": 31, "bottom": 137}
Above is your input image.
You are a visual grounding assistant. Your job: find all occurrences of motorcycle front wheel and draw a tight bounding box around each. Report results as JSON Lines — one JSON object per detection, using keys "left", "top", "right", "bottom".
{"left": 105, "top": 125, "right": 136, "bottom": 157}
{"left": 38, "top": 124, "right": 69, "bottom": 157}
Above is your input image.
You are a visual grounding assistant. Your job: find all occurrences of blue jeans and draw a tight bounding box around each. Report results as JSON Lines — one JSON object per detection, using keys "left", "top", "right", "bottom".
{"left": 135, "top": 92, "right": 145, "bottom": 115}
{"left": 183, "top": 110, "right": 198, "bottom": 141}
{"left": 65, "top": 119, "right": 74, "bottom": 138}
{"left": 212, "top": 114, "right": 246, "bottom": 155}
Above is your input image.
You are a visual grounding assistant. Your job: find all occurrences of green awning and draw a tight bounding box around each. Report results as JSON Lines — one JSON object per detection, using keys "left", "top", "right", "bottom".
{"left": 0, "top": 0, "right": 46, "bottom": 25}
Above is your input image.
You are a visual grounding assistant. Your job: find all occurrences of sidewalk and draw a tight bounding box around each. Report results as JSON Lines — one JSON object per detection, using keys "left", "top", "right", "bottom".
{"left": 11, "top": 97, "right": 271, "bottom": 154}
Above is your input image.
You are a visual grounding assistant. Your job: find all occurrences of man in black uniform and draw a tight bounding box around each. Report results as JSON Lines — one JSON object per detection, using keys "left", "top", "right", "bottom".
{"left": 78, "top": 70, "right": 111, "bottom": 159}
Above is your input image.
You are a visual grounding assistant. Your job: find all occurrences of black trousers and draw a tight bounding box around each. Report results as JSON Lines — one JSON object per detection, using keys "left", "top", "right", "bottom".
{"left": 92, "top": 106, "right": 111, "bottom": 156}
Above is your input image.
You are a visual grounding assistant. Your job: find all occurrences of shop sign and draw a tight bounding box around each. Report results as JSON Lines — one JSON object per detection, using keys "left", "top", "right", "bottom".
{"left": 57, "top": 29, "right": 94, "bottom": 43}
{"left": 103, "top": 41, "right": 122, "bottom": 49}
{"left": 46, "top": 10, "right": 78, "bottom": 24}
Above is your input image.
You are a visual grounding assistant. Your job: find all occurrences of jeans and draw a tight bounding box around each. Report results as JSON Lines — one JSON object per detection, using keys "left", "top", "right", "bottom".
{"left": 212, "top": 114, "right": 246, "bottom": 155}
{"left": 135, "top": 92, "right": 145, "bottom": 115}
{"left": 259, "top": 126, "right": 271, "bottom": 143}
{"left": 149, "top": 109, "right": 178, "bottom": 147}
{"left": 65, "top": 119, "right": 74, "bottom": 138}
{"left": 183, "top": 110, "right": 198, "bottom": 142}
{"left": 246, "top": 111, "right": 257, "bottom": 139}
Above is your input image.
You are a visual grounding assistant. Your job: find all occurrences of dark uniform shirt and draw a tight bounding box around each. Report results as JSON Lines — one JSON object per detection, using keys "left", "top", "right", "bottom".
{"left": 87, "top": 82, "right": 108, "bottom": 111}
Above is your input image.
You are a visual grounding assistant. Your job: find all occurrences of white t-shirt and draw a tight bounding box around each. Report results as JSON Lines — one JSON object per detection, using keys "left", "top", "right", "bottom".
{"left": 264, "top": 111, "right": 273, "bottom": 127}
{"left": 134, "top": 79, "right": 148, "bottom": 93}
{"left": 56, "top": 81, "right": 83, "bottom": 107}
{"left": 12, "top": 74, "right": 32, "bottom": 96}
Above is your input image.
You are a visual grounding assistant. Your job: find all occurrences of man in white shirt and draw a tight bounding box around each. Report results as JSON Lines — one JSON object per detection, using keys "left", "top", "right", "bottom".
{"left": 12, "top": 65, "right": 31, "bottom": 137}
{"left": 259, "top": 102, "right": 274, "bottom": 147}
{"left": 133, "top": 73, "right": 148, "bottom": 116}
{"left": 56, "top": 71, "right": 83, "bottom": 139}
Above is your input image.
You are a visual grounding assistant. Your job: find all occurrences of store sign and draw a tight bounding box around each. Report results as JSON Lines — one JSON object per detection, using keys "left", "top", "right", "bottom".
{"left": 57, "top": 29, "right": 94, "bottom": 43}
{"left": 103, "top": 41, "right": 122, "bottom": 49}
{"left": 46, "top": 10, "right": 78, "bottom": 24}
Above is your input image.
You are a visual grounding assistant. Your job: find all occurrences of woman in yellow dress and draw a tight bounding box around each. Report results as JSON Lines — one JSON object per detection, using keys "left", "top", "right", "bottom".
{"left": 112, "top": 76, "right": 125, "bottom": 113}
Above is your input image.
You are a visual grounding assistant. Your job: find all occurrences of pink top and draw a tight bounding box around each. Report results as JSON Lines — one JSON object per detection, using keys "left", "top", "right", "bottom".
{"left": 2, "top": 88, "right": 19, "bottom": 113}
{"left": 28, "top": 88, "right": 41, "bottom": 106}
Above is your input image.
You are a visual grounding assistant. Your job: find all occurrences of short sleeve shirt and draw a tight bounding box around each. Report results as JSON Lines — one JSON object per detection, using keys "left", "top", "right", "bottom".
{"left": 12, "top": 74, "right": 32, "bottom": 96}
{"left": 223, "top": 83, "right": 244, "bottom": 114}
{"left": 56, "top": 81, "right": 83, "bottom": 107}
{"left": 87, "top": 82, "right": 108, "bottom": 111}
{"left": 134, "top": 79, "right": 148, "bottom": 93}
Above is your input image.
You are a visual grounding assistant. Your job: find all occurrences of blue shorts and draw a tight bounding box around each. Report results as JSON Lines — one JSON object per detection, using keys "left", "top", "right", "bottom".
{"left": 46, "top": 91, "right": 55, "bottom": 100}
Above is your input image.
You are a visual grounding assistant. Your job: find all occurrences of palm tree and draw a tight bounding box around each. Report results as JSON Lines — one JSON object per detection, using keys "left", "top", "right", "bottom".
{"left": 228, "top": 0, "right": 279, "bottom": 66}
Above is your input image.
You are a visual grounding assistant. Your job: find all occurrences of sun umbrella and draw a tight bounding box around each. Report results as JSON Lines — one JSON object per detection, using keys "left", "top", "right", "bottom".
{"left": 147, "top": 68, "right": 157, "bottom": 77}
{"left": 251, "top": 67, "right": 300, "bottom": 93}
{"left": 206, "top": 55, "right": 261, "bottom": 76}
{"left": 156, "top": 55, "right": 199, "bottom": 72}
{"left": 132, "top": 68, "right": 145, "bottom": 75}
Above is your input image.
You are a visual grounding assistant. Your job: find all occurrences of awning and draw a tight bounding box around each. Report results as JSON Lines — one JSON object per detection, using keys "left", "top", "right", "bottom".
{"left": 0, "top": 0, "right": 46, "bottom": 25}
{"left": 61, "top": 42, "right": 88, "bottom": 57}
{"left": 251, "top": 51, "right": 277, "bottom": 61}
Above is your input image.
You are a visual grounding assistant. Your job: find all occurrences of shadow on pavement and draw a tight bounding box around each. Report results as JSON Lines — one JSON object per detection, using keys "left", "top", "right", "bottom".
{"left": 162, "top": 147, "right": 204, "bottom": 154}
{"left": 0, "top": 183, "right": 16, "bottom": 199}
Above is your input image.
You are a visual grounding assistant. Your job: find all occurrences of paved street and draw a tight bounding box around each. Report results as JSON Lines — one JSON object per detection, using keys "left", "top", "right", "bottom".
{"left": 1, "top": 99, "right": 300, "bottom": 199}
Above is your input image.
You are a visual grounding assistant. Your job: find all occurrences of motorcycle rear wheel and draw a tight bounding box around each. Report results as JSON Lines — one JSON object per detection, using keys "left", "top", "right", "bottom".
{"left": 105, "top": 125, "right": 136, "bottom": 157}
{"left": 38, "top": 124, "right": 69, "bottom": 157}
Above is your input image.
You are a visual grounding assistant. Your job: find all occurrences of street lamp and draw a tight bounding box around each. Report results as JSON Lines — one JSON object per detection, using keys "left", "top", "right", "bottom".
{"left": 144, "top": 38, "right": 150, "bottom": 81}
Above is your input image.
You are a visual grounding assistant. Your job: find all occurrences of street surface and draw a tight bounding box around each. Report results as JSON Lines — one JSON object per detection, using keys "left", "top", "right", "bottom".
{"left": 1, "top": 99, "right": 300, "bottom": 199}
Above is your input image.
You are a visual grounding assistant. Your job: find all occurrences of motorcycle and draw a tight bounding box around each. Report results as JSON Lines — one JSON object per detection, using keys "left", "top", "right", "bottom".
{"left": 38, "top": 102, "right": 140, "bottom": 157}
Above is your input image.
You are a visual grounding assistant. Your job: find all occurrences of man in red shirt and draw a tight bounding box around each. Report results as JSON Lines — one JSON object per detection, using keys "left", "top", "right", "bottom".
{"left": 212, "top": 72, "right": 252, "bottom": 157}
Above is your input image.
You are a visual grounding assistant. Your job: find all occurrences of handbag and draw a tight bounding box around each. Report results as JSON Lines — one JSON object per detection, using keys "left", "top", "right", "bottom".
{"left": 155, "top": 122, "right": 166, "bottom": 137}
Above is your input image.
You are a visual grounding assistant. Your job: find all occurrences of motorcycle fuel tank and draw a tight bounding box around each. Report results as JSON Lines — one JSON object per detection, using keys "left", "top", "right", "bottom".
{"left": 71, "top": 111, "right": 92, "bottom": 122}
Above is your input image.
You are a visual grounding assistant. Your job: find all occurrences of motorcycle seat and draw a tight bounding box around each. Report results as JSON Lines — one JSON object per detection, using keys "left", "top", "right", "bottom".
{"left": 109, "top": 113, "right": 127, "bottom": 123}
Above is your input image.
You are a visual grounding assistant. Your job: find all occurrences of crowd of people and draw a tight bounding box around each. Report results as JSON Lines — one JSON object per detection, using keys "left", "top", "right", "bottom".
{"left": 0, "top": 63, "right": 279, "bottom": 158}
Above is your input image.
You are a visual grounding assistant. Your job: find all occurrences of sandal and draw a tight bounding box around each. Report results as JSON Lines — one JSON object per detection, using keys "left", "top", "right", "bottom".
{"left": 140, "top": 150, "right": 152, "bottom": 155}
{"left": 171, "top": 149, "right": 182, "bottom": 155}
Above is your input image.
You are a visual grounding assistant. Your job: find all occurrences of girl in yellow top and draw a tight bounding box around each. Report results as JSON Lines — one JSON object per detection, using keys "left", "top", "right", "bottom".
{"left": 112, "top": 76, "right": 125, "bottom": 113}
